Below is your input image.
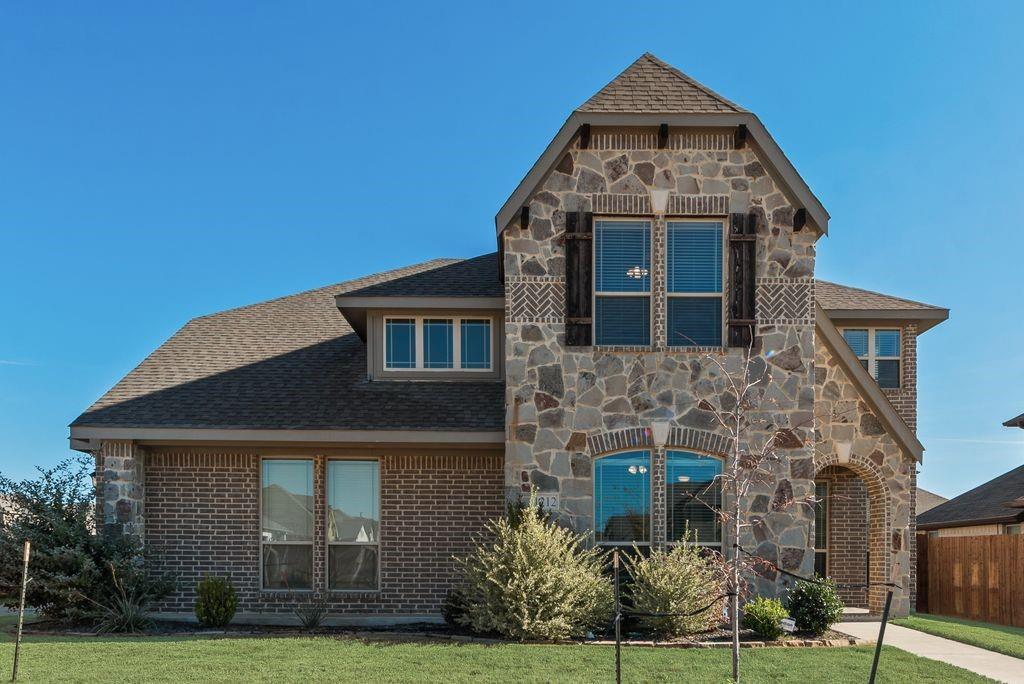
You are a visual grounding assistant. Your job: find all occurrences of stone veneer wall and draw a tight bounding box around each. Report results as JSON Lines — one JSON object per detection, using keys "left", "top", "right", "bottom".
{"left": 503, "top": 129, "right": 821, "bottom": 599}
{"left": 814, "top": 339, "right": 915, "bottom": 615}
{"left": 96, "top": 440, "right": 146, "bottom": 538}
{"left": 109, "top": 446, "right": 503, "bottom": 617}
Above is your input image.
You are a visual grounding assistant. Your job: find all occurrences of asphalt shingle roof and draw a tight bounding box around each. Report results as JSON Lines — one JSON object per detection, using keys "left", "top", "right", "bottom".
{"left": 1004, "top": 412, "right": 1024, "bottom": 428}
{"left": 917, "top": 464, "right": 1024, "bottom": 528}
{"left": 342, "top": 253, "right": 502, "bottom": 298}
{"left": 578, "top": 53, "right": 745, "bottom": 114}
{"left": 72, "top": 258, "right": 504, "bottom": 432}
{"left": 815, "top": 280, "right": 945, "bottom": 313}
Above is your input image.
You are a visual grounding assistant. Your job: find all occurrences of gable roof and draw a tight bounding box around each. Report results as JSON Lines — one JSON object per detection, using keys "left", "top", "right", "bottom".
{"left": 579, "top": 53, "right": 745, "bottom": 114}
{"left": 917, "top": 464, "right": 1024, "bottom": 529}
{"left": 1004, "top": 412, "right": 1024, "bottom": 428}
{"left": 817, "top": 280, "right": 949, "bottom": 333}
{"left": 70, "top": 258, "right": 505, "bottom": 444}
{"left": 495, "top": 53, "right": 829, "bottom": 236}
{"left": 916, "top": 488, "right": 948, "bottom": 517}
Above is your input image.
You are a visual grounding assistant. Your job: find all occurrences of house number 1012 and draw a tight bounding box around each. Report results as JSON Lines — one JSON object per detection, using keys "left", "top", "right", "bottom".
{"left": 536, "top": 494, "right": 559, "bottom": 511}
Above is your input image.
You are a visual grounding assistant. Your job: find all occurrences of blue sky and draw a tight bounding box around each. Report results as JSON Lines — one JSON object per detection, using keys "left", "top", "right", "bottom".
{"left": 2, "top": 1, "right": 1022, "bottom": 497}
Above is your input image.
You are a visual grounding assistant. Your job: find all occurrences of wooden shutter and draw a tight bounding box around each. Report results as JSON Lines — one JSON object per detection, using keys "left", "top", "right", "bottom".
{"left": 727, "top": 212, "right": 757, "bottom": 347}
{"left": 565, "top": 211, "right": 593, "bottom": 346}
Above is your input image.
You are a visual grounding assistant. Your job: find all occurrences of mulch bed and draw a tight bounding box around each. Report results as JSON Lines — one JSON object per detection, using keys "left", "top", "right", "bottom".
{"left": 13, "top": 620, "right": 860, "bottom": 648}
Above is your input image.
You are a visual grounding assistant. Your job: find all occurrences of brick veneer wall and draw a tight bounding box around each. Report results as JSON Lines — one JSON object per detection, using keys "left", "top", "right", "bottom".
{"left": 883, "top": 323, "right": 918, "bottom": 431}
{"left": 146, "top": 449, "right": 503, "bottom": 617}
{"left": 817, "top": 466, "right": 869, "bottom": 608}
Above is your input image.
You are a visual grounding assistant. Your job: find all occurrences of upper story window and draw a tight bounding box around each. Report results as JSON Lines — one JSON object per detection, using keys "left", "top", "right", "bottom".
{"left": 383, "top": 316, "right": 493, "bottom": 372}
{"left": 594, "top": 220, "right": 651, "bottom": 346}
{"left": 666, "top": 221, "right": 724, "bottom": 347}
{"left": 842, "top": 328, "right": 901, "bottom": 389}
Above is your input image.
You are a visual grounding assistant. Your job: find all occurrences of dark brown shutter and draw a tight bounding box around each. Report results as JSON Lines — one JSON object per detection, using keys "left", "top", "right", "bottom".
{"left": 564, "top": 211, "right": 593, "bottom": 346}
{"left": 727, "top": 212, "right": 757, "bottom": 347}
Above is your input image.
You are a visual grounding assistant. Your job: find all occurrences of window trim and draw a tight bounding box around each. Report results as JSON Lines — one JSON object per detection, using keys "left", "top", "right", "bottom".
{"left": 382, "top": 315, "right": 495, "bottom": 373}
{"left": 665, "top": 218, "right": 727, "bottom": 348}
{"left": 259, "top": 457, "right": 315, "bottom": 592}
{"left": 841, "top": 327, "right": 902, "bottom": 389}
{"left": 325, "top": 457, "right": 382, "bottom": 593}
{"left": 592, "top": 448, "right": 653, "bottom": 547}
{"left": 664, "top": 449, "right": 724, "bottom": 549}
{"left": 592, "top": 217, "right": 653, "bottom": 348}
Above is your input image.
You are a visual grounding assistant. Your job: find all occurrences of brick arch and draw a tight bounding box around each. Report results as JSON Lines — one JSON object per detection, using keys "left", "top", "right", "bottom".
{"left": 585, "top": 426, "right": 733, "bottom": 458}
{"left": 813, "top": 451, "right": 892, "bottom": 614}
{"left": 586, "top": 427, "right": 653, "bottom": 456}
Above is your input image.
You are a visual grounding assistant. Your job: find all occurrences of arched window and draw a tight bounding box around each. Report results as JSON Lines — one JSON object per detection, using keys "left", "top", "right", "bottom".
{"left": 666, "top": 451, "right": 722, "bottom": 547}
{"left": 594, "top": 450, "right": 650, "bottom": 545}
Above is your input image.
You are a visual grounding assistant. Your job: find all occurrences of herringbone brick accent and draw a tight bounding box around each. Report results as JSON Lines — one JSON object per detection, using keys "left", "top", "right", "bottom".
{"left": 757, "top": 278, "right": 814, "bottom": 324}
{"left": 507, "top": 278, "right": 564, "bottom": 323}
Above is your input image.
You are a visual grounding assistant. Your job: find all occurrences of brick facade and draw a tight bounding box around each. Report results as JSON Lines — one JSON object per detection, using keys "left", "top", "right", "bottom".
{"left": 816, "top": 466, "right": 869, "bottom": 608}
{"left": 883, "top": 322, "right": 918, "bottom": 431}
{"left": 144, "top": 448, "right": 503, "bottom": 617}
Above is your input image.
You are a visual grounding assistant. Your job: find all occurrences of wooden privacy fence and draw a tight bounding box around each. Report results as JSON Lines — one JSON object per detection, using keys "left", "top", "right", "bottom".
{"left": 918, "top": 533, "right": 1024, "bottom": 627}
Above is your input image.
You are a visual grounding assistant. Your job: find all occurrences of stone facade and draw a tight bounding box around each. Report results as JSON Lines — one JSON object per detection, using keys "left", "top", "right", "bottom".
{"left": 503, "top": 128, "right": 822, "bottom": 599}
{"left": 813, "top": 339, "right": 915, "bottom": 615}
{"left": 96, "top": 440, "right": 146, "bottom": 538}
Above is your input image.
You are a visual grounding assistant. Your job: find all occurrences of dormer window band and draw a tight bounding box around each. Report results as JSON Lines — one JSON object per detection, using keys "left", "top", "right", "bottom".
{"left": 383, "top": 316, "right": 493, "bottom": 372}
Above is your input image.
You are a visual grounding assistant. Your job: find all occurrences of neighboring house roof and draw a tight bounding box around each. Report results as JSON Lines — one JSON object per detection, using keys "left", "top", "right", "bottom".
{"left": 495, "top": 53, "right": 830, "bottom": 236}
{"left": 1004, "top": 412, "right": 1024, "bottom": 428}
{"left": 916, "top": 488, "right": 948, "bottom": 517}
{"left": 70, "top": 258, "right": 505, "bottom": 445}
{"left": 578, "top": 53, "right": 745, "bottom": 114}
{"left": 917, "top": 464, "right": 1024, "bottom": 530}
{"left": 816, "top": 280, "right": 949, "bottom": 333}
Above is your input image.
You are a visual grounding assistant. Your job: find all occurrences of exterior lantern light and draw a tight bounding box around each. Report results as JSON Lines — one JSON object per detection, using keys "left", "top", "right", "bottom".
{"left": 836, "top": 441, "right": 852, "bottom": 465}
{"left": 651, "top": 421, "right": 670, "bottom": 447}
{"left": 650, "top": 188, "right": 670, "bottom": 216}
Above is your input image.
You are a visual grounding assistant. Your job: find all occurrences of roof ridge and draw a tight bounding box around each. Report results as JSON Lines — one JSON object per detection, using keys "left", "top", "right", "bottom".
{"left": 817, "top": 279, "right": 945, "bottom": 310}
{"left": 639, "top": 53, "right": 747, "bottom": 112}
{"left": 195, "top": 257, "right": 461, "bottom": 321}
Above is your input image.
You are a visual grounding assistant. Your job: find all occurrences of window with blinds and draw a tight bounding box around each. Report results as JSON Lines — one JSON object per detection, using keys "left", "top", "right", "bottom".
{"left": 842, "top": 328, "right": 901, "bottom": 389}
{"left": 594, "top": 450, "right": 650, "bottom": 545}
{"left": 594, "top": 220, "right": 650, "bottom": 346}
{"left": 666, "top": 221, "right": 724, "bottom": 347}
{"left": 666, "top": 451, "right": 723, "bottom": 547}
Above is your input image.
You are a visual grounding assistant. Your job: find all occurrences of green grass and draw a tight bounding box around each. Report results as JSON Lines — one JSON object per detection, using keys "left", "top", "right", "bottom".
{"left": 893, "top": 613, "right": 1024, "bottom": 661}
{"left": 0, "top": 616, "right": 995, "bottom": 683}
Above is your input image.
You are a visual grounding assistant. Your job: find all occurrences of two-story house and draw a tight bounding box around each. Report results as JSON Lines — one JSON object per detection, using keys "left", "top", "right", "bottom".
{"left": 71, "top": 54, "right": 947, "bottom": 623}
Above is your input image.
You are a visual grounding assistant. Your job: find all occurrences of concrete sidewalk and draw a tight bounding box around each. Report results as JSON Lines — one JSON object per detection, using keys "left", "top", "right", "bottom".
{"left": 837, "top": 621, "right": 1024, "bottom": 684}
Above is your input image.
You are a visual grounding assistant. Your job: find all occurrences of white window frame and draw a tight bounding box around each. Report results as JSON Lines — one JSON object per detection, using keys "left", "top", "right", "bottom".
{"left": 382, "top": 315, "right": 494, "bottom": 372}
{"left": 814, "top": 480, "right": 829, "bottom": 576}
{"left": 592, "top": 218, "right": 653, "bottom": 348}
{"left": 841, "top": 327, "right": 902, "bottom": 389}
{"left": 664, "top": 450, "right": 724, "bottom": 549}
{"left": 665, "top": 218, "right": 727, "bottom": 348}
{"left": 326, "top": 458, "right": 381, "bottom": 592}
{"left": 260, "top": 457, "right": 315, "bottom": 592}
{"left": 592, "top": 449, "right": 653, "bottom": 547}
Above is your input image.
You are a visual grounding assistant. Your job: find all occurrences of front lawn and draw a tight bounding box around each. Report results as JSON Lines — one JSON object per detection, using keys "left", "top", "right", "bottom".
{"left": 893, "top": 613, "right": 1024, "bottom": 660}
{"left": 0, "top": 617, "right": 996, "bottom": 683}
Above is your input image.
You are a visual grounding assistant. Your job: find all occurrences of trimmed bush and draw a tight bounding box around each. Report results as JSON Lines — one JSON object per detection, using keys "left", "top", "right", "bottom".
{"left": 624, "top": 540, "right": 727, "bottom": 638}
{"left": 453, "top": 493, "right": 613, "bottom": 641}
{"left": 742, "top": 596, "right": 788, "bottom": 640}
{"left": 195, "top": 576, "right": 237, "bottom": 628}
{"left": 787, "top": 577, "right": 844, "bottom": 636}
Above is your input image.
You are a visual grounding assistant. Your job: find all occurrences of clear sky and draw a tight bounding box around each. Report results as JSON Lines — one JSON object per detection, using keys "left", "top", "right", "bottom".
{"left": 2, "top": 1, "right": 1023, "bottom": 498}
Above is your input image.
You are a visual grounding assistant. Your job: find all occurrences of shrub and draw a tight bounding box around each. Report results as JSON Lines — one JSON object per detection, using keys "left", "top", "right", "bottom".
{"left": 195, "top": 576, "right": 237, "bottom": 628}
{"left": 623, "top": 539, "right": 727, "bottom": 637}
{"left": 441, "top": 587, "right": 467, "bottom": 627}
{"left": 453, "top": 492, "right": 613, "bottom": 641}
{"left": 787, "top": 577, "right": 844, "bottom": 636}
{"left": 742, "top": 596, "right": 788, "bottom": 640}
{"left": 88, "top": 563, "right": 158, "bottom": 634}
{"left": 505, "top": 495, "right": 553, "bottom": 529}
{"left": 0, "top": 457, "right": 174, "bottom": 624}
{"left": 293, "top": 596, "right": 328, "bottom": 630}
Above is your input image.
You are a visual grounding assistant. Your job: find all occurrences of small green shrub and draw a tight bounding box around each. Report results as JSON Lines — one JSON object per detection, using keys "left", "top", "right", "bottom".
{"left": 441, "top": 587, "right": 467, "bottom": 626}
{"left": 292, "top": 596, "right": 328, "bottom": 630}
{"left": 88, "top": 564, "right": 158, "bottom": 634}
{"left": 504, "top": 496, "right": 553, "bottom": 529}
{"left": 453, "top": 491, "right": 613, "bottom": 641}
{"left": 787, "top": 577, "right": 844, "bottom": 636}
{"left": 623, "top": 539, "right": 727, "bottom": 637}
{"left": 194, "top": 576, "right": 237, "bottom": 628}
{"left": 742, "top": 596, "right": 788, "bottom": 640}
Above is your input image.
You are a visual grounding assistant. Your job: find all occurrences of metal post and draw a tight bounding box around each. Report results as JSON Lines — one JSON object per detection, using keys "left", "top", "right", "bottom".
{"left": 11, "top": 540, "right": 30, "bottom": 683}
{"left": 613, "top": 550, "right": 621, "bottom": 684}
{"left": 868, "top": 589, "right": 894, "bottom": 684}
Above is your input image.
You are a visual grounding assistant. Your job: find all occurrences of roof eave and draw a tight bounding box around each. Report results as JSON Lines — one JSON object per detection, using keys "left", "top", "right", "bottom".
{"left": 917, "top": 511, "right": 1024, "bottom": 531}
{"left": 495, "top": 111, "right": 829, "bottom": 237}
{"left": 816, "top": 303, "right": 925, "bottom": 462}
{"left": 824, "top": 307, "right": 950, "bottom": 335}
{"left": 1003, "top": 412, "right": 1024, "bottom": 428}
